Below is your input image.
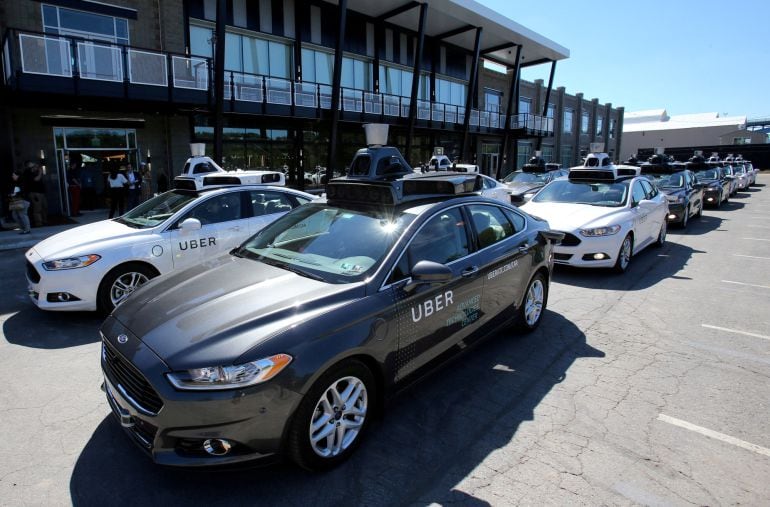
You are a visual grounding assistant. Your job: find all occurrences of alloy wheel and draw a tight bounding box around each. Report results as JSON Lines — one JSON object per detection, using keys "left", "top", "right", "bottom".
{"left": 309, "top": 376, "right": 368, "bottom": 458}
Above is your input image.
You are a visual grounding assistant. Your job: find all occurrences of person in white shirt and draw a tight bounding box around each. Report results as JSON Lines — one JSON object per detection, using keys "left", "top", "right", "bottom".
{"left": 108, "top": 167, "right": 129, "bottom": 218}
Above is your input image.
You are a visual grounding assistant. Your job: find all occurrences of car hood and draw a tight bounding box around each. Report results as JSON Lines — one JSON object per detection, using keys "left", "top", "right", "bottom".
{"left": 504, "top": 182, "right": 542, "bottom": 195}
{"left": 659, "top": 188, "right": 686, "bottom": 198}
{"left": 520, "top": 202, "right": 622, "bottom": 231}
{"left": 31, "top": 220, "right": 149, "bottom": 259}
{"left": 111, "top": 254, "right": 364, "bottom": 369}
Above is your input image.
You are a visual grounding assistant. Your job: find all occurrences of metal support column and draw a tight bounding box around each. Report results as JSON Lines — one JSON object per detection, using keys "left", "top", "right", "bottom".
{"left": 405, "top": 2, "right": 428, "bottom": 165}
{"left": 461, "top": 27, "right": 482, "bottom": 162}
{"left": 536, "top": 60, "right": 556, "bottom": 150}
{"left": 212, "top": 0, "right": 226, "bottom": 164}
{"left": 497, "top": 44, "right": 521, "bottom": 178}
{"left": 326, "top": 0, "right": 348, "bottom": 182}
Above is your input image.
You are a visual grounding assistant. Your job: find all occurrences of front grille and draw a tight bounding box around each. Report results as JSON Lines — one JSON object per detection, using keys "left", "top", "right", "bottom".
{"left": 554, "top": 253, "right": 573, "bottom": 261}
{"left": 102, "top": 340, "right": 164, "bottom": 415}
{"left": 26, "top": 261, "right": 41, "bottom": 283}
{"left": 560, "top": 233, "right": 582, "bottom": 247}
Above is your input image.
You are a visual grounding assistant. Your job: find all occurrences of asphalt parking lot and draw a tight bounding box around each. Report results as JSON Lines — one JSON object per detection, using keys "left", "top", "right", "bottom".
{"left": 1, "top": 175, "right": 768, "bottom": 506}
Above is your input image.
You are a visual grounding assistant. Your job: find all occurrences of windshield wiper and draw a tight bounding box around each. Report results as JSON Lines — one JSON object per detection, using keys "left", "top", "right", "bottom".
{"left": 279, "top": 263, "right": 326, "bottom": 282}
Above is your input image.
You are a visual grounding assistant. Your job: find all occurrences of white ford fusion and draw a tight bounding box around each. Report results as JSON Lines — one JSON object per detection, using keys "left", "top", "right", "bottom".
{"left": 25, "top": 180, "right": 315, "bottom": 312}
{"left": 520, "top": 152, "right": 668, "bottom": 273}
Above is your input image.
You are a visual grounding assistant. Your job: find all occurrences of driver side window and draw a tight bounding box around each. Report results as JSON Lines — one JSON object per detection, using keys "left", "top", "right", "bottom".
{"left": 180, "top": 193, "right": 243, "bottom": 226}
{"left": 387, "top": 208, "right": 469, "bottom": 284}
{"left": 631, "top": 181, "right": 647, "bottom": 206}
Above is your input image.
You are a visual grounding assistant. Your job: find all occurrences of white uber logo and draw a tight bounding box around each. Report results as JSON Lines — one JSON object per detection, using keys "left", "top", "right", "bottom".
{"left": 411, "top": 290, "right": 454, "bottom": 323}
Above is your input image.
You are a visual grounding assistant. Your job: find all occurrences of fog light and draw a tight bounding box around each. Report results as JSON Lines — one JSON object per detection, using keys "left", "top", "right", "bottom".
{"left": 593, "top": 253, "right": 606, "bottom": 260}
{"left": 46, "top": 292, "right": 80, "bottom": 303}
{"left": 668, "top": 214, "right": 676, "bottom": 220}
{"left": 203, "top": 438, "right": 232, "bottom": 456}
{"left": 707, "top": 197, "right": 714, "bottom": 202}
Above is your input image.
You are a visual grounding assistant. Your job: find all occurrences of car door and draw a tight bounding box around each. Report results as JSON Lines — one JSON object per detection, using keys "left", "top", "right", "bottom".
{"left": 385, "top": 206, "right": 485, "bottom": 382}
{"left": 167, "top": 191, "right": 249, "bottom": 270}
{"left": 466, "top": 203, "right": 533, "bottom": 334}
{"left": 630, "top": 180, "right": 653, "bottom": 246}
{"left": 640, "top": 179, "right": 664, "bottom": 239}
{"left": 246, "top": 189, "right": 308, "bottom": 235}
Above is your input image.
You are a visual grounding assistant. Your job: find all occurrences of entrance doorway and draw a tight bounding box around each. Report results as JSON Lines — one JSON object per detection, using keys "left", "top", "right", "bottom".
{"left": 481, "top": 143, "right": 500, "bottom": 177}
{"left": 53, "top": 127, "right": 140, "bottom": 215}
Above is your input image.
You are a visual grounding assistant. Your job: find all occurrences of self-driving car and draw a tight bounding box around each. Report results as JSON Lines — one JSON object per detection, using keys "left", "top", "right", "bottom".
{"left": 99, "top": 165, "right": 562, "bottom": 471}
{"left": 697, "top": 161, "right": 732, "bottom": 207}
{"left": 502, "top": 157, "right": 567, "bottom": 206}
{"left": 26, "top": 174, "right": 315, "bottom": 312}
{"left": 521, "top": 151, "right": 668, "bottom": 273}
{"left": 640, "top": 156, "right": 703, "bottom": 229}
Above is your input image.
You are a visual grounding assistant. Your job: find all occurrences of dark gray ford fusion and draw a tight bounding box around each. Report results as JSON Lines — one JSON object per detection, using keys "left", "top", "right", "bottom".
{"left": 100, "top": 173, "right": 562, "bottom": 470}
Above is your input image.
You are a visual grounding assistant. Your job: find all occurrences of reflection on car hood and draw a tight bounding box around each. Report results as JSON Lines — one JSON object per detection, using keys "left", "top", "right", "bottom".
{"left": 112, "top": 254, "right": 363, "bottom": 369}
{"left": 659, "top": 188, "right": 686, "bottom": 198}
{"left": 31, "top": 220, "right": 148, "bottom": 259}
{"left": 503, "top": 182, "right": 542, "bottom": 195}
{"left": 520, "top": 202, "right": 621, "bottom": 231}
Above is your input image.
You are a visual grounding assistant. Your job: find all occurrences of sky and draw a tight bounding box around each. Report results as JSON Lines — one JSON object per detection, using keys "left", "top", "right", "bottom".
{"left": 480, "top": 0, "right": 770, "bottom": 119}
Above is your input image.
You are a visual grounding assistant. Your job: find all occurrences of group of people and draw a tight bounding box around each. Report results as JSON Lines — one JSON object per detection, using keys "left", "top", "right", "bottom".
{"left": 8, "top": 161, "right": 48, "bottom": 234}
{"left": 104, "top": 162, "right": 153, "bottom": 218}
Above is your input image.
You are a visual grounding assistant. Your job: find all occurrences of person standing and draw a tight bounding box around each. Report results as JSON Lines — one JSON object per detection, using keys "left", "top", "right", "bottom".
{"left": 8, "top": 186, "right": 31, "bottom": 234}
{"left": 24, "top": 161, "right": 48, "bottom": 227}
{"left": 67, "top": 155, "right": 82, "bottom": 216}
{"left": 107, "top": 167, "right": 128, "bottom": 218}
{"left": 125, "top": 162, "right": 141, "bottom": 210}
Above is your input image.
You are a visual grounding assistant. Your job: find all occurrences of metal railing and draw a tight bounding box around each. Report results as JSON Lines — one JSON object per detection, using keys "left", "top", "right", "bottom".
{"left": 4, "top": 28, "right": 555, "bottom": 136}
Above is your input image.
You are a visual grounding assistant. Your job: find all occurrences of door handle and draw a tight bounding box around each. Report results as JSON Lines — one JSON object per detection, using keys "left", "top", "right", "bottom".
{"left": 517, "top": 244, "right": 530, "bottom": 255}
{"left": 461, "top": 266, "right": 480, "bottom": 278}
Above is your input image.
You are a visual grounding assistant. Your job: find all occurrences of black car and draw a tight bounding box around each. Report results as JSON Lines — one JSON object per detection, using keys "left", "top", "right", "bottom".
{"left": 100, "top": 168, "right": 563, "bottom": 470}
{"left": 695, "top": 163, "right": 731, "bottom": 208}
{"left": 502, "top": 156, "right": 567, "bottom": 205}
{"left": 640, "top": 155, "right": 704, "bottom": 228}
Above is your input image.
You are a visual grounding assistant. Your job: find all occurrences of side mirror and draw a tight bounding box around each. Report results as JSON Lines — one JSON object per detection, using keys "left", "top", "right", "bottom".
{"left": 405, "top": 260, "right": 452, "bottom": 292}
{"left": 179, "top": 217, "right": 202, "bottom": 231}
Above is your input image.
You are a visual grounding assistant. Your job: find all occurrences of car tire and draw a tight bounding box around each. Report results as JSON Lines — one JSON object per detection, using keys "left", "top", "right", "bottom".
{"left": 613, "top": 234, "right": 633, "bottom": 274}
{"left": 716, "top": 192, "right": 722, "bottom": 209}
{"left": 514, "top": 272, "right": 548, "bottom": 333}
{"left": 288, "top": 359, "right": 375, "bottom": 471}
{"left": 97, "top": 262, "right": 158, "bottom": 314}
{"left": 696, "top": 201, "right": 703, "bottom": 219}
{"left": 655, "top": 221, "right": 666, "bottom": 247}
{"left": 680, "top": 208, "right": 688, "bottom": 229}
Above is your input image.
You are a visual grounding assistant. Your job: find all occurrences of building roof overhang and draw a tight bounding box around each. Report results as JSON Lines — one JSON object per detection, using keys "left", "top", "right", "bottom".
{"left": 344, "top": 0, "right": 569, "bottom": 68}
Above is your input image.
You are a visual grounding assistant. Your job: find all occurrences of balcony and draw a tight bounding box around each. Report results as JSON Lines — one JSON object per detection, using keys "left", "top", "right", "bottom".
{"left": 2, "top": 28, "right": 554, "bottom": 137}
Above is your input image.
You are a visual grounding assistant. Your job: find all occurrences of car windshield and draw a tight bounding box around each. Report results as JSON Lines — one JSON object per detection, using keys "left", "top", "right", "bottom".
{"left": 532, "top": 179, "right": 628, "bottom": 207}
{"left": 237, "top": 203, "right": 415, "bottom": 283}
{"left": 695, "top": 169, "right": 720, "bottom": 180}
{"left": 115, "top": 190, "right": 199, "bottom": 229}
{"left": 643, "top": 171, "right": 685, "bottom": 189}
{"left": 503, "top": 171, "right": 547, "bottom": 184}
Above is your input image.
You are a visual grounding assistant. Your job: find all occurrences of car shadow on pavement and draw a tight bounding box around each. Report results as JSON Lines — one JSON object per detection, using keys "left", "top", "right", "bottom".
{"left": 70, "top": 311, "right": 602, "bottom": 506}
{"left": 2, "top": 308, "right": 103, "bottom": 349}
{"left": 668, "top": 214, "right": 724, "bottom": 236}
{"left": 554, "top": 240, "right": 706, "bottom": 291}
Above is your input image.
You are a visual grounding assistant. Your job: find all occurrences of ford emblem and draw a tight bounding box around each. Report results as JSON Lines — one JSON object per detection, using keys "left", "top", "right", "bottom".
{"left": 117, "top": 334, "right": 128, "bottom": 344}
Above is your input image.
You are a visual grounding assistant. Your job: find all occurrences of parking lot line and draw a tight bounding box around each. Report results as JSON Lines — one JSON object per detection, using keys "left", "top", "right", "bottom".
{"left": 746, "top": 225, "right": 770, "bottom": 229}
{"left": 657, "top": 414, "right": 770, "bottom": 458}
{"left": 741, "top": 237, "right": 770, "bottom": 241}
{"left": 721, "top": 280, "right": 770, "bottom": 290}
{"left": 701, "top": 324, "right": 770, "bottom": 341}
{"left": 734, "top": 254, "right": 770, "bottom": 260}
{"left": 684, "top": 341, "right": 770, "bottom": 366}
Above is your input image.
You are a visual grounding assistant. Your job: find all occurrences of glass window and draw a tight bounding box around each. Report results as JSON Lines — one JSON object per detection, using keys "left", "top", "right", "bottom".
{"left": 547, "top": 103, "right": 555, "bottom": 119}
{"left": 225, "top": 32, "right": 242, "bottom": 71}
{"left": 268, "top": 40, "right": 290, "bottom": 78}
{"left": 469, "top": 205, "right": 514, "bottom": 249}
{"left": 43, "top": 4, "right": 130, "bottom": 44}
{"left": 561, "top": 146, "right": 573, "bottom": 168}
{"left": 315, "top": 51, "right": 332, "bottom": 84}
{"left": 248, "top": 190, "right": 295, "bottom": 216}
{"left": 563, "top": 108, "right": 573, "bottom": 134}
{"left": 609, "top": 118, "right": 616, "bottom": 138}
{"left": 631, "top": 182, "right": 646, "bottom": 206}
{"left": 519, "top": 98, "right": 531, "bottom": 115}
{"left": 640, "top": 179, "right": 656, "bottom": 199}
{"left": 503, "top": 209, "right": 526, "bottom": 233}
{"left": 190, "top": 25, "right": 213, "bottom": 58}
{"left": 341, "top": 56, "right": 371, "bottom": 91}
{"left": 184, "top": 193, "right": 243, "bottom": 225}
{"left": 484, "top": 89, "right": 501, "bottom": 112}
{"left": 581, "top": 112, "right": 589, "bottom": 134}
{"left": 451, "top": 81, "right": 465, "bottom": 106}
{"left": 243, "top": 36, "right": 268, "bottom": 75}
{"left": 597, "top": 116, "right": 603, "bottom": 136}
{"left": 517, "top": 142, "right": 531, "bottom": 169}
{"left": 407, "top": 208, "right": 469, "bottom": 266}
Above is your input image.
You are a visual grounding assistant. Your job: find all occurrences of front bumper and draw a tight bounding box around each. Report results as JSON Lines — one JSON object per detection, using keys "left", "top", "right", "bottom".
{"left": 703, "top": 189, "right": 721, "bottom": 206}
{"left": 25, "top": 249, "right": 100, "bottom": 311}
{"left": 100, "top": 328, "right": 303, "bottom": 467}
{"left": 551, "top": 232, "right": 622, "bottom": 268}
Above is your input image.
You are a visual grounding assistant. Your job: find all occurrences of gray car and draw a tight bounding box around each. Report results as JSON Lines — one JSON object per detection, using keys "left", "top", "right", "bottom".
{"left": 100, "top": 173, "right": 562, "bottom": 470}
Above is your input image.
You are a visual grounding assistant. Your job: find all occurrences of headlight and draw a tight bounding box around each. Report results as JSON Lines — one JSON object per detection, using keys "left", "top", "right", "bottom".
{"left": 579, "top": 225, "right": 621, "bottom": 237}
{"left": 166, "top": 353, "right": 292, "bottom": 390}
{"left": 666, "top": 195, "right": 684, "bottom": 204}
{"left": 42, "top": 254, "right": 101, "bottom": 270}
